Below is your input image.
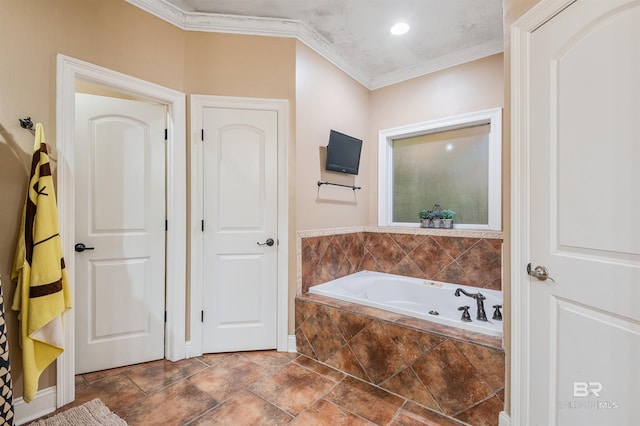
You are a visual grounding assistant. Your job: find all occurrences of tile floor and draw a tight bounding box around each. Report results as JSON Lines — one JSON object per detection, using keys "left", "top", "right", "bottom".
{"left": 43, "top": 351, "right": 473, "bottom": 425}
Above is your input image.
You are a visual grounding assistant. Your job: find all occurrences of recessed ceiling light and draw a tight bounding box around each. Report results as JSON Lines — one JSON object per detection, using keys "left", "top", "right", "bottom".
{"left": 390, "top": 22, "right": 410, "bottom": 35}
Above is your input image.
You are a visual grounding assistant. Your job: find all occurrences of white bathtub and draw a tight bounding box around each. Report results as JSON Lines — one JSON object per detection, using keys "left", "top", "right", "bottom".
{"left": 309, "top": 270, "right": 503, "bottom": 337}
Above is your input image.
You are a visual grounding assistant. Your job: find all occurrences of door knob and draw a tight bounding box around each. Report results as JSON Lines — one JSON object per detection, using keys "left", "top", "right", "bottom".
{"left": 257, "top": 238, "right": 275, "bottom": 247}
{"left": 74, "top": 243, "right": 95, "bottom": 253}
{"left": 527, "top": 263, "right": 555, "bottom": 283}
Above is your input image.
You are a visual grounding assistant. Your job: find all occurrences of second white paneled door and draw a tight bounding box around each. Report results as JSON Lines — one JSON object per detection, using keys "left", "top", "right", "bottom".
{"left": 200, "top": 105, "right": 279, "bottom": 353}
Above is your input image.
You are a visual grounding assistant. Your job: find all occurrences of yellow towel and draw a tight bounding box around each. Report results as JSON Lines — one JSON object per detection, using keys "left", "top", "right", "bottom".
{"left": 11, "top": 124, "right": 71, "bottom": 403}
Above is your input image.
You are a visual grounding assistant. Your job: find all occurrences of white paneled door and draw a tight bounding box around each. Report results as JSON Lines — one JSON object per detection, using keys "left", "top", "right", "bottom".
{"left": 201, "top": 107, "right": 278, "bottom": 353}
{"left": 74, "top": 93, "right": 166, "bottom": 374}
{"left": 521, "top": 1, "right": 640, "bottom": 424}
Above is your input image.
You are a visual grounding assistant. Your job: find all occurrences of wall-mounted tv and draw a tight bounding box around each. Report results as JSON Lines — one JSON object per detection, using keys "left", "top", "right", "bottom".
{"left": 325, "top": 129, "right": 363, "bottom": 175}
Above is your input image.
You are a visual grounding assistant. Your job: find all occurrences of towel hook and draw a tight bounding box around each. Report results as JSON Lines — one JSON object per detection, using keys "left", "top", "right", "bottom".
{"left": 18, "top": 117, "right": 58, "bottom": 162}
{"left": 19, "top": 117, "right": 35, "bottom": 131}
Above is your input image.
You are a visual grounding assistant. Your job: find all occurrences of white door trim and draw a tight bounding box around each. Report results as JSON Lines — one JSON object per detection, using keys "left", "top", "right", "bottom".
{"left": 189, "top": 95, "right": 289, "bottom": 356}
{"left": 510, "top": 1, "right": 574, "bottom": 424}
{"left": 56, "top": 54, "right": 187, "bottom": 407}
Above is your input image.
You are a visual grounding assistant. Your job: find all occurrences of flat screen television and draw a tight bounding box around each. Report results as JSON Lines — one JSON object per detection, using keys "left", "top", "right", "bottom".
{"left": 325, "top": 129, "right": 363, "bottom": 175}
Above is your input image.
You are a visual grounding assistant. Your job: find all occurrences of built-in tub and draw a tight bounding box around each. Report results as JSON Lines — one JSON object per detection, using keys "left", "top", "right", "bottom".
{"left": 309, "top": 270, "right": 502, "bottom": 337}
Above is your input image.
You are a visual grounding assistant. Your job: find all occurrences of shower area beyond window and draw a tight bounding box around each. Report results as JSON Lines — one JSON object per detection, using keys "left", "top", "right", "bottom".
{"left": 393, "top": 124, "right": 490, "bottom": 225}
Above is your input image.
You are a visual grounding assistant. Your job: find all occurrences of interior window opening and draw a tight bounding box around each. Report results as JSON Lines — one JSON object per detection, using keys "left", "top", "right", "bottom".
{"left": 378, "top": 108, "right": 502, "bottom": 230}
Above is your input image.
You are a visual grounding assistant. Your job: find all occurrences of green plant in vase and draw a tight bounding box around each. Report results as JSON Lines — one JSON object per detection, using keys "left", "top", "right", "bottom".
{"left": 441, "top": 209, "right": 455, "bottom": 228}
{"left": 419, "top": 210, "right": 431, "bottom": 228}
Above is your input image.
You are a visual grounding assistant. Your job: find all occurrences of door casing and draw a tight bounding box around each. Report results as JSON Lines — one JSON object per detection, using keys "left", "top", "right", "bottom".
{"left": 56, "top": 54, "right": 186, "bottom": 407}
{"left": 189, "top": 95, "right": 289, "bottom": 357}
{"left": 511, "top": 0, "right": 583, "bottom": 424}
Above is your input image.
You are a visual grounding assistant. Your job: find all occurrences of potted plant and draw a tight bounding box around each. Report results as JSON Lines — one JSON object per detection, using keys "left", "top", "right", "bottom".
{"left": 419, "top": 210, "right": 431, "bottom": 228}
{"left": 441, "top": 209, "right": 455, "bottom": 228}
{"left": 430, "top": 204, "right": 443, "bottom": 228}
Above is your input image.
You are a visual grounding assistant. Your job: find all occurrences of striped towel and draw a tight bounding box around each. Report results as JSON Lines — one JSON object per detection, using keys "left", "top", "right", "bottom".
{"left": 0, "top": 276, "right": 14, "bottom": 424}
{"left": 11, "top": 124, "right": 71, "bottom": 403}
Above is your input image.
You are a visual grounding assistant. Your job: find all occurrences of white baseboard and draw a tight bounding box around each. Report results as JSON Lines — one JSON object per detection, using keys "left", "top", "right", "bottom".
{"left": 498, "top": 411, "right": 511, "bottom": 426}
{"left": 287, "top": 335, "right": 297, "bottom": 353}
{"left": 185, "top": 340, "right": 192, "bottom": 358}
{"left": 14, "top": 386, "right": 57, "bottom": 425}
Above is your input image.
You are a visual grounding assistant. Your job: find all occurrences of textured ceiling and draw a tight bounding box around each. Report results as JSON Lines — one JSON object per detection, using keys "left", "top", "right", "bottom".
{"left": 127, "top": 0, "right": 504, "bottom": 89}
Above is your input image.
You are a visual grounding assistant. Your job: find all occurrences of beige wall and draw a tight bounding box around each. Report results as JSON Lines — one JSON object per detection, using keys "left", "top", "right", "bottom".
{"left": 1, "top": 0, "right": 297, "bottom": 399}
{"left": 369, "top": 53, "right": 505, "bottom": 224}
{"left": 0, "top": 0, "right": 186, "bottom": 397}
{"left": 184, "top": 32, "right": 296, "bottom": 98}
{"left": 295, "top": 42, "right": 371, "bottom": 231}
{"left": 294, "top": 42, "right": 370, "bottom": 331}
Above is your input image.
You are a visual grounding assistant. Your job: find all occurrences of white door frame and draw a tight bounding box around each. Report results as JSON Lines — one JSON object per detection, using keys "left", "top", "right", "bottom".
{"left": 189, "top": 95, "right": 289, "bottom": 356}
{"left": 56, "top": 54, "right": 187, "bottom": 407}
{"left": 510, "top": 1, "right": 574, "bottom": 425}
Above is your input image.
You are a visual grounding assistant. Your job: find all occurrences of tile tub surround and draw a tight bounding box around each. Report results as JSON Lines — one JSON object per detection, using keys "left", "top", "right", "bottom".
{"left": 295, "top": 294, "right": 505, "bottom": 426}
{"left": 298, "top": 228, "right": 503, "bottom": 294}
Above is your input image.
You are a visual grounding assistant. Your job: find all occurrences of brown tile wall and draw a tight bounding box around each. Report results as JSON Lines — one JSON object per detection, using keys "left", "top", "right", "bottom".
{"left": 295, "top": 294, "right": 505, "bottom": 426}
{"left": 301, "top": 232, "right": 502, "bottom": 294}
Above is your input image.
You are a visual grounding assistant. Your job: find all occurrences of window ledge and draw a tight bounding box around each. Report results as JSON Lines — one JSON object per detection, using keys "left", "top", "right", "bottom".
{"left": 297, "top": 226, "right": 503, "bottom": 240}
{"left": 367, "top": 226, "right": 503, "bottom": 240}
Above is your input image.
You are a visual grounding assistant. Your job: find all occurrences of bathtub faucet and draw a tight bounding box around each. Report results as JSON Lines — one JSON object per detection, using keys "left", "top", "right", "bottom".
{"left": 454, "top": 288, "right": 488, "bottom": 321}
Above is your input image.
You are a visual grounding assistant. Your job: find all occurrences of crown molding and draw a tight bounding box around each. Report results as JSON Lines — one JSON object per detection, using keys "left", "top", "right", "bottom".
{"left": 369, "top": 39, "right": 504, "bottom": 90}
{"left": 182, "top": 11, "right": 373, "bottom": 87}
{"left": 127, "top": 0, "right": 186, "bottom": 28}
{"left": 126, "top": 0, "right": 502, "bottom": 90}
{"left": 126, "top": 0, "right": 372, "bottom": 87}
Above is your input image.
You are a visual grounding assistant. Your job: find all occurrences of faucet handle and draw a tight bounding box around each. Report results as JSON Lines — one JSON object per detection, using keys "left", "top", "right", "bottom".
{"left": 492, "top": 304, "right": 502, "bottom": 321}
{"left": 458, "top": 306, "right": 472, "bottom": 322}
